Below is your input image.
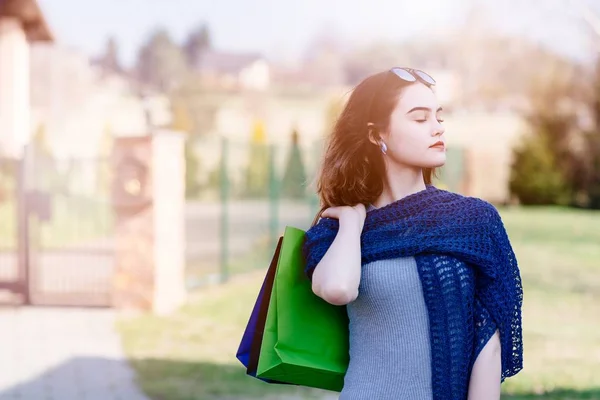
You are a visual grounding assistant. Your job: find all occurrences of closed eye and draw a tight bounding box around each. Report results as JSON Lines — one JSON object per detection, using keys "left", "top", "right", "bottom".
{"left": 416, "top": 118, "right": 444, "bottom": 123}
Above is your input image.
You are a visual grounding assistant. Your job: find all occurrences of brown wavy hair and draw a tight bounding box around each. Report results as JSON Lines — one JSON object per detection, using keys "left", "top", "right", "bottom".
{"left": 312, "top": 71, "right": 435, "bottom": 224}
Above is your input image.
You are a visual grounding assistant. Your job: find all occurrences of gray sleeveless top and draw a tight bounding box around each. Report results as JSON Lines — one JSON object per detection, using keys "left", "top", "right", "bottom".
{"left": 339, "top": 207, "right": 433, "bottom": 399}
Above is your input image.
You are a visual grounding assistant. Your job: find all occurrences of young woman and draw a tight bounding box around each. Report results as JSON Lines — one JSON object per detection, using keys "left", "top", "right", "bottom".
{"left": 302, "top": 68, "right": 523, "bottom": 400}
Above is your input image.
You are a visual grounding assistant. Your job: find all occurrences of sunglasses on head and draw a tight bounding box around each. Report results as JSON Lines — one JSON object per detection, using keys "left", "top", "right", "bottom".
{"left": 389, "top": 67, "right": 436, "bottom": 86}
{"left": 366, "top": 67, "right": 436, "bottom": 127}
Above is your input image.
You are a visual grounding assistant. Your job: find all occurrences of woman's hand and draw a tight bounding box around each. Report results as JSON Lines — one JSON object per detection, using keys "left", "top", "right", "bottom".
{"left": 321, "top": 203, "right": 367, "bottom": 232}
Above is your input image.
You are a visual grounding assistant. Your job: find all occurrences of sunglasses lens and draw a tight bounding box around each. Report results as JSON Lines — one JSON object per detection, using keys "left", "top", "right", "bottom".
{"left": 414, "top": 70, "right": 436, "bottom": 85}
{"left": 391, "top": 68, "right": 416, "bottom": 82}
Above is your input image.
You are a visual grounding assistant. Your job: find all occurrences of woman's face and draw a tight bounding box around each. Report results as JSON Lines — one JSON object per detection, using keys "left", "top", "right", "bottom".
{"left": 380, "top": 82, "right": 446, "bottom": 169}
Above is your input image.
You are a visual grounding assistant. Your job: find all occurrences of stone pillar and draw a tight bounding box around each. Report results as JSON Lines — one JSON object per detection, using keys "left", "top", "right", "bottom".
{"left": 111, "top": 129, "right": 186, "bottom": 314}
{"left": 0, "top": 17, "right": 30, "bottom": 157}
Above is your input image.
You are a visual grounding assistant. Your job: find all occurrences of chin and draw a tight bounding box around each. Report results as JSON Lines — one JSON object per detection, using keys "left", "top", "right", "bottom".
{"left": 422, "top": 154, "right": 447, "bottom": 168}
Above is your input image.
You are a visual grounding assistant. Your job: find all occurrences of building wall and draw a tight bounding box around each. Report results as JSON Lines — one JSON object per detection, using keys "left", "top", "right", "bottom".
{"left": 0, "top": 17, "right": 30, "bottom": 157}
{"left": 239, "top": 59, "right": 270, "bottom": 90}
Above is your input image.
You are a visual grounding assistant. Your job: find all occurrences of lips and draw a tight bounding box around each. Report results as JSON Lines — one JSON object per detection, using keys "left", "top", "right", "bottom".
{"left": 429, "top": 141, "right": 445, "bottom": 149}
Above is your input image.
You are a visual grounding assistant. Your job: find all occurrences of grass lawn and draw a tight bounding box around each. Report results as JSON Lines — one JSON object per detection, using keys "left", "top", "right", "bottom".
{"left": 118, "top": 206, "right": 600, "bottom": 400}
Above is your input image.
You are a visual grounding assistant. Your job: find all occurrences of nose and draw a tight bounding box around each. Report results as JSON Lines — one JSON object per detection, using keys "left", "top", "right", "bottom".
{"left": 433, "top": 122, "right": 445, "bottom": 137}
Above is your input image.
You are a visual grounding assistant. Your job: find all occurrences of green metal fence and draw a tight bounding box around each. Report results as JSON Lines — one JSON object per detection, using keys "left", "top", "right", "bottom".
{"left": 184, "top": 134, "right": 466, "bottom": 289}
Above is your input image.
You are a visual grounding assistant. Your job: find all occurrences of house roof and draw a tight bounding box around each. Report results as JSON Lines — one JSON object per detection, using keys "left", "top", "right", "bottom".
{"left": 195, "top": 50, "right": 264, "bottom": 74}
{"left": 0, "top": 0, "right": 53, "bottom": 42}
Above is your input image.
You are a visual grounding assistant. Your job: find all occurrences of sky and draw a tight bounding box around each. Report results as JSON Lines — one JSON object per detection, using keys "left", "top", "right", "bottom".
{"left": 37, "top": 0, "right": 597, "bottom": 67}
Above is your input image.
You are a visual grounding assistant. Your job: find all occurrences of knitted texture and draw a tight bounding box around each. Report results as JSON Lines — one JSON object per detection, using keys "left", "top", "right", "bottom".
{"left": 302, "top": 185, "right": 523, "bottom": 399}
{"left": 340, "top": 257, "right": 433, "bottom": 399}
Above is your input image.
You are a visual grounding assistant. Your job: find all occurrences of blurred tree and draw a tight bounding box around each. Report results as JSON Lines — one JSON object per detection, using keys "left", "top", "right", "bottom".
{"left": 96, "top": 36, "right": 123, "bottom": 75}
{"left": 136, "top": 28, "right": 188, "bottom": 92}
{"left": 561, "top": 0, "right": 600, "bottom": 208}
{"left": 244, "top": 120, "right": 269, "bottom": 198}
{"left": 582, "top": 60, "right": 600, "bottom": 209}
{"left": 509, "top": 132, "right": 572, "bottom": 206}
{"left": 280, "top": 128, "right": 307, "bottom": 199}
{"left": 183, "top": 23, "right": 211, "bottom": 67}
{"left": 509, "top": 61, "right": 587, "bottom": 206}
{"left": 583, "top": 130, "right": 600, "bottom": 208}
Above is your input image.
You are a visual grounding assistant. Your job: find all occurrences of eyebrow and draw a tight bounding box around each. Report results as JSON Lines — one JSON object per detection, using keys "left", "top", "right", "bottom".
{"left": 406, "top": 106, "right": 443, "bottom": 114}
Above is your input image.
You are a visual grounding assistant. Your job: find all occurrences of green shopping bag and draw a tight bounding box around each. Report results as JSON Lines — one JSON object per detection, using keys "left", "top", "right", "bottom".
{"left": 256, "top": 226, "right": 349, "bottom": 392}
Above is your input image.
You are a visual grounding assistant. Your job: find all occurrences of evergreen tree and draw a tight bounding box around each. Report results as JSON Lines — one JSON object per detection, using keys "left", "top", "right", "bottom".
{"left": 135, "top": 28, "right": 188, "bottom": 91}
{"left": 280, "top": 128, "right": 307, "bottom": 199}
{"left": 183, "top": 23, "right": 211, "bottom": 66}
{"left": 97, "top": 36, "right": 123, "bottom": 74}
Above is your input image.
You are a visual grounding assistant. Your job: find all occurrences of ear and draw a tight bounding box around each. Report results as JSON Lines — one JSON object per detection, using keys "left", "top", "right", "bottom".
{"left": 367, "top": 123, "right": 380, "bottom": 146}
{"left": 367, "top": 122, "right": 388, "bottom": 147}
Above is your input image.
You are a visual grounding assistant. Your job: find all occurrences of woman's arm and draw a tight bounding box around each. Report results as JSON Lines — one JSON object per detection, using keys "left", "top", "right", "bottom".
{"left": 468, "top": 329, "right": 502, "bottom": 400}
{"left": 310, "top": 204, "right": 365, "bottom": 306}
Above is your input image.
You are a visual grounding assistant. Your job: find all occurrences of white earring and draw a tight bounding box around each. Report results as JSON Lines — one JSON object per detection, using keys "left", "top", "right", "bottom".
{"left": 381, "top": 142, "right": 388, "bottom": 155}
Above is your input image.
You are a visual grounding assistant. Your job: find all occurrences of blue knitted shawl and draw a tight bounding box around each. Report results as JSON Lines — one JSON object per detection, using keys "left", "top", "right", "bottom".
{"left": 302, "top": 185, "right": 523, "bottom": 400}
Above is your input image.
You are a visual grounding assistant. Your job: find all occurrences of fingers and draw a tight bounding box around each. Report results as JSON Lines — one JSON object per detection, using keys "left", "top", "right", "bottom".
{"left": 321, "top": 204, "right": 366, "bottom": 220}
{"left": 321, "top": 207, "right": 340, "bottom": 219}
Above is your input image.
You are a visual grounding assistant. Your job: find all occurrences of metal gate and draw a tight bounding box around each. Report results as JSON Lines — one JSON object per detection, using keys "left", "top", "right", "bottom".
{"left": 0, "top": 157, "right": 26, "bottom": 303}
{"left": 0, "top": 148, "right": 115, "bottom": 307}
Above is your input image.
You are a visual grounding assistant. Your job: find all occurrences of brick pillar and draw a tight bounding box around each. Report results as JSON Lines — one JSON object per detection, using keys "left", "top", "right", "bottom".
{"left": 111, "top": 130, "right": 186, "bottom": 314}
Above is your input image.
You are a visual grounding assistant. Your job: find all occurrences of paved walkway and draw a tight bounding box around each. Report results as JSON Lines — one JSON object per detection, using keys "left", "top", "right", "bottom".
{"left": 0, "top": 307, "right": 149, "bottom": 400}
